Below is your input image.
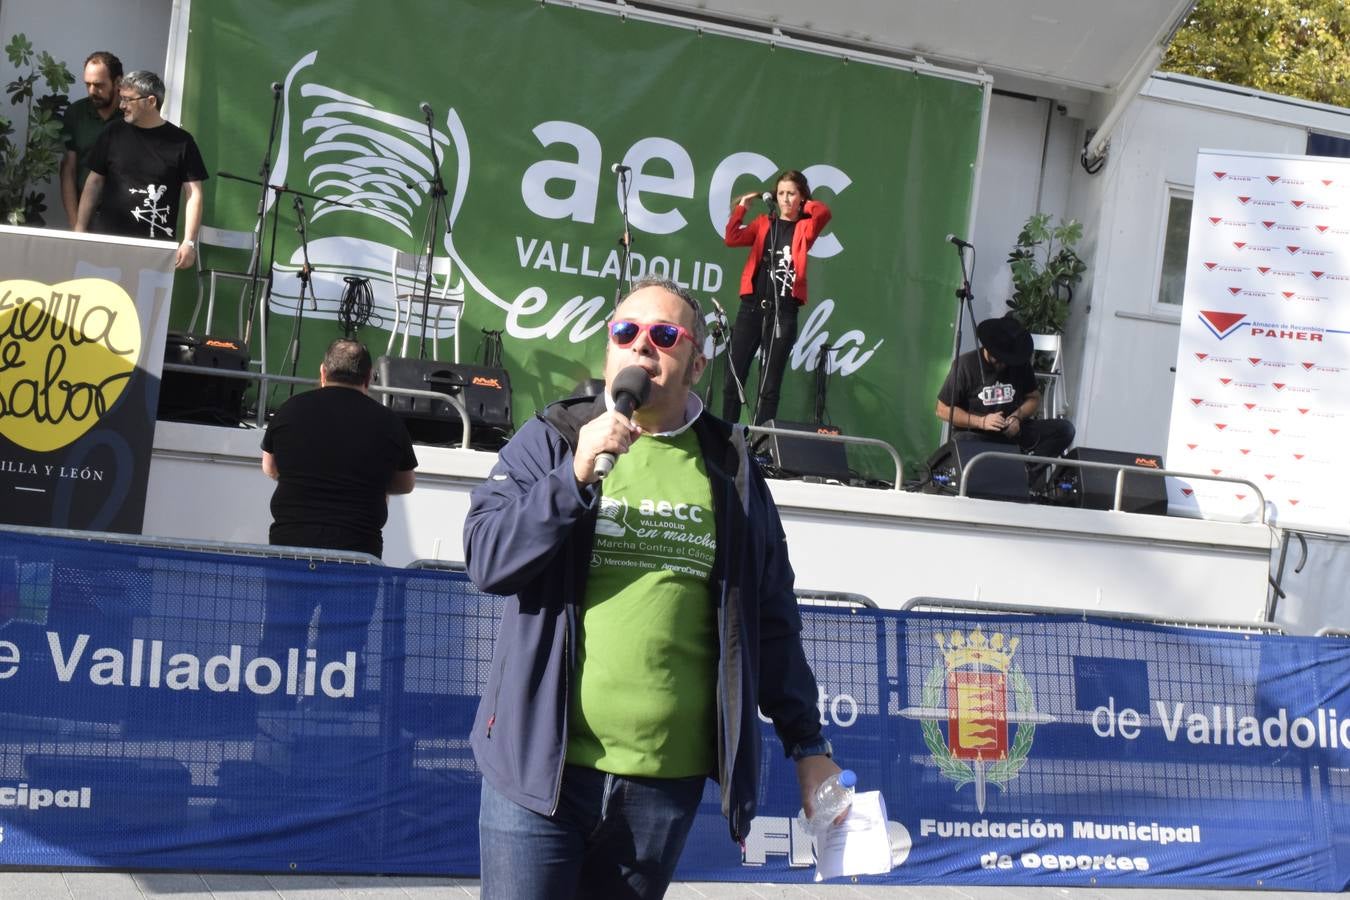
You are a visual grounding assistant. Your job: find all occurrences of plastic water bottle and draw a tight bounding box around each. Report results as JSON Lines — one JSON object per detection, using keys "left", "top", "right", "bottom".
{"left": 798, "top": 769, "right": 857, "bottom": 837}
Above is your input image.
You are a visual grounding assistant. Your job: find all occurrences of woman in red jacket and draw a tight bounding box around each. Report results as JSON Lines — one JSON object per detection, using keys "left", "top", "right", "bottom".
{"left": 722, "top": 169, "right": 832, "bottom": 424}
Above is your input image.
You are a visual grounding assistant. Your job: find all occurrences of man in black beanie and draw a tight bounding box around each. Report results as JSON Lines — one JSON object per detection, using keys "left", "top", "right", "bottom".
{"left": 935, "top": 315, "right": 1074, "bottom": 460}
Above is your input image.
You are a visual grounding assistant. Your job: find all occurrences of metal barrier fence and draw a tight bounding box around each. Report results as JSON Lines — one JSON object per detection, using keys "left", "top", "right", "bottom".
{"left": 747, "top": 424, "right": 904, "bottom": 489}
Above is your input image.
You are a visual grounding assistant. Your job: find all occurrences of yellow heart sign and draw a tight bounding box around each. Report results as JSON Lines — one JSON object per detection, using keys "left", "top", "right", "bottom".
{"left": 0, "top": 278, "right": 142, "bottom": 452}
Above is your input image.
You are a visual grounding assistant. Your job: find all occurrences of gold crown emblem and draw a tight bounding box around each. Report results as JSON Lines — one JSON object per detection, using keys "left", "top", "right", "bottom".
{"left": 935, "top": 626, "right": 1018, "bottom": 672}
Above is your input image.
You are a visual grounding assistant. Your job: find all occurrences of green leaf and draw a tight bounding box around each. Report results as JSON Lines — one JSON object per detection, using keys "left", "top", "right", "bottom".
{"left": 5, "top": 34, "right": 34, "bottom": 69}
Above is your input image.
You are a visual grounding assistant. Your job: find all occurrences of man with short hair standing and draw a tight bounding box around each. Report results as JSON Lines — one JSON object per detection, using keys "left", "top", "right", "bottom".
{"left": 74, "top": 69, "right": 206, "bottom": 270}
{"left": 465, "top": 278, "right": 843, "bottom": 899}
{"left": 59, "top": 51, "right": 122, "bottom": 226}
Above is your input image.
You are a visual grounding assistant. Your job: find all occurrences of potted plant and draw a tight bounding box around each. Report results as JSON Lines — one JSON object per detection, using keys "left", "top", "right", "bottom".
{"left": 1004, "top": 212, "right": 1086, "bottom": 336}
{"left": 0, "top": 34, "right": 72, "bottom": 226}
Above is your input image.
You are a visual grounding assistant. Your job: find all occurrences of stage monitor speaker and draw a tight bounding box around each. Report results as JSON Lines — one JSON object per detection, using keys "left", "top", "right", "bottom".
{"left": 158, "top": 332, "right": 249, "bottom": 426}
{"left": 925, "top": 438, "right": 1030, "bottom": 502}
{"left": 372, "top": 356, "right": 512, "bottom": 449}
{"left": 760, "top": 420, "right": 850, "bottom": 482}
{"left": 1056, "top": 447, "right": 1167, "bottom": 515}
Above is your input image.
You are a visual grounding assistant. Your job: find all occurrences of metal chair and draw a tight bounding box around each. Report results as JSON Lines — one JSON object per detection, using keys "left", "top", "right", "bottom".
{"left": 389, "top": 250, "right": 465, "bottom": 361}
{"left": 188, "top": 225, "right": 261, "bottom": 338}
{"left": 1031, "top": 332, "right": 1067, "bottom": 418}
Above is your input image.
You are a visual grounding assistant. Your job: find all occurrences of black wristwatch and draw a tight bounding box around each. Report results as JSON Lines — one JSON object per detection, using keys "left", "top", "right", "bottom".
{"left": 788, "top": 735, "right": 834, "bottom": 761}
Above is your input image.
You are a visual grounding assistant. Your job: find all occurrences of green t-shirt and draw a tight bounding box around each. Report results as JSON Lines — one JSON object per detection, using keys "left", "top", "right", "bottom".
{"left": 60, "top": 97, "right": 118, "bottom": 192}
{"left": 566, "top": 425, "right": 719, "bottom": 778}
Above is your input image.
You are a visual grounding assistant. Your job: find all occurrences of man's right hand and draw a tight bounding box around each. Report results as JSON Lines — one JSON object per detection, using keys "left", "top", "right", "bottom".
{"left": 573, "top": 411, "right": 640, "bottom": 484}
{"left": 982, "top": 412, "right": 1009, "bottom": 432}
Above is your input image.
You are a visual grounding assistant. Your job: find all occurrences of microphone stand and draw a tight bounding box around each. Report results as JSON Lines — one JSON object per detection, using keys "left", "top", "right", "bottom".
{"left": 612, "top": 168, "right": 633, "bottom": 309}
{"left": 702, "top": 302, "right": 732, "bottom": 409}
{"left": 415, "top": 104, "right": 452, "bottom": 361}
{"left": 943, "top": 239, "right": 982, "bottom": 442}
{"left": 752, "top": 198, "right": 780, "bottom": 426}
{"left": 241, "top": 81, "right": 285, "bottom": 351}
{"left": 282, "top": 194, "right": 318, "bottom": 401}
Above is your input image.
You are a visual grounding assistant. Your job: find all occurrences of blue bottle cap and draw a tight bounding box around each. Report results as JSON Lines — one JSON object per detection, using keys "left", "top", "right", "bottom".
{"left": 839, "top": 769, "right": 857, "bottom": 788}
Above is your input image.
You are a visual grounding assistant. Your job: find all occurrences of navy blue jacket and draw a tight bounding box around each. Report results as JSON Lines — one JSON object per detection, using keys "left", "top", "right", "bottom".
{"left": 465, "top": 395, "right": 823, "bottom": 842}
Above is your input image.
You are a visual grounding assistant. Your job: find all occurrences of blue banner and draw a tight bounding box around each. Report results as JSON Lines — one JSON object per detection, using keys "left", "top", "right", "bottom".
{"left": 0, "top": 527, "right": 1347, "bottom": 890}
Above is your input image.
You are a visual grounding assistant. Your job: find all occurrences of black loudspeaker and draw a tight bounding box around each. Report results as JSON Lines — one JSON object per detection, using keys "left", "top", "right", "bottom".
{"left": 925, "top": 438, "right": 1029, "bottom": 502}
{"left": 1055, "top": 448, "right": 1168, "bottom": 515}
{"left": 158, "top": 332, "right": 249, "bottom": 426}
{"left": 371, "top": 356, "right": 512, "bottom": 449}
{"left": 760, "top": 420, "right": 850, "bottom": 482}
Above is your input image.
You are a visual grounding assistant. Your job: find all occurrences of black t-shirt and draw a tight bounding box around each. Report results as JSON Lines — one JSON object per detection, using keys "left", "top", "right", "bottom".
{"left": 261, "top": 386, "right": 418, "bottom": 558}
{"left": 937, "top": 349, "right": 1038, "bottom": 426}
{"left": 86, "top": 119, "right": 208, "bottom": 240}
{"left": 752, "top": 217, "right": 799, "bottom": 302}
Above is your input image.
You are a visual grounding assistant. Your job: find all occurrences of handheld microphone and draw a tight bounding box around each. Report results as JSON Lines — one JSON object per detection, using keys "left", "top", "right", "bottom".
{"left": 594, "top": 366, "right": 652, "bottom": 480}
{"left": 611, "top": 162, "right": 632, "bottom": 175}
{"left": 270, "top": 82, "right": 283, "bottom": 95}
{"left": 945, "top": 234, "right": 974, "bottom": 249}
{"left": 419, "top": 102, "right": 434, "bottom": 121}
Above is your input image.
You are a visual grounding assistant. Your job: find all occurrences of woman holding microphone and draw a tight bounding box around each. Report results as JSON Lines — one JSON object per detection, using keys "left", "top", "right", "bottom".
{"left": 722, "top": 170, "right": 832, "bottom": 424}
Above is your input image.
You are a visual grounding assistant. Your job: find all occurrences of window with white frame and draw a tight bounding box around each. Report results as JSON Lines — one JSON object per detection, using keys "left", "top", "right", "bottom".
{"left": 1155, "top": 186, "right": 1193, "bottom": 309}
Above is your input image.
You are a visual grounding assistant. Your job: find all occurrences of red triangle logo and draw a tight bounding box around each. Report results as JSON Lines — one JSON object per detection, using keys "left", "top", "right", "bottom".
{"left": 1215, "top": 423, "right": 1228, "bottom": 431}
{"left": 1236, "top": 494, "right": 1247, "bottom": 501}
{"left": 1273, "top": 383, "right": 1286, "bottom": 390}
{"left": 1204, "top": 261, "right": 1218, "bottom": 270}
{"left": 1294, "top": 453, "right": 1305, "bottom": 460}
{"left": 1238, "top": 196, "right": 1252, "bottom": 204}
{"left": 1244, "top": 403, "right": 1256, "bottom": 410}
{"left": 1269, "top": 428, "right": 1280, "bottom": 435}
{"left": 1201, "top": 311, "right": 1247, "bottom": 334}
{"left": 1228, "top": 287, "right": 1242, "bottom": 295}
{"left": 1265, "top": 474, "right": 1276, "bottom": 480}
{"left": 1312, "top": 271, "right": 1326, "bottom": 279}
{"left": 1195, "top": 352, "right": 1209, "bottom": 360}
{"left": 1187, "top": 443, "right": 1199, "bottom": 450}
{"left": 1213, "top": 172, "right": 1227, "bottom": 180}
{"left": 1182, "top": 488, "right": 1195, "bottom": 496}
{"left": 1267, "top": 175, "right": 1281, "bottom": 184}
{"left": 1219, "top": 377, "right": 1232, "bottom": 385}
{"left": 1249, "top": 358, "right": 1262, "bottom": 366}
{"left": 1211, "top": 468, "right": 1223, "bottom": 475}
{"left": 1233, "top": 241, "right": 1247, "bottom": 250}
{"left": 1262, "top": 220, "right": 1276, "bottom": 230}
{"left": 1316, "top": 224, "right": 1329, "bottom": 233}
{"left": 1258, "top": 266, "right": 1272, "bottom": 274}
{"left": 1209, "top": 216, "right": 1223, "bottom": 225}
{"left": 1190, "top": 398, "right": 1204, "bottom": 406}
{"left": 1302, "top": 362, "right": 1315, "bottom": 370}
{"left": 1282, "top": 291, "right": 1295, "bottom": 298}
{"left": 1322, "top": 179, "right": 1333, "bottom": 186}
{"left": 1291, "top": 199, "right": 1306, "bottom": 208}
{"left": 1287, "top": 245, "right": 1301, "bottom": 254}
{"left": 1289, "top": 498, "right": 1300, "bottom": 505}
{"left": 1298, "top": 408, "right": 1310, "bottom": 415}
{"left": 1239, "top": 448, "right": 1251, "bottom": 455}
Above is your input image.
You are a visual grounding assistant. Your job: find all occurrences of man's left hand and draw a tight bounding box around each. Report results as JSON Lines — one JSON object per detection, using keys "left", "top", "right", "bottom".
{"left": 175, "top": 241, "right": 197, "bottom": 270}
{"left": 795, "top": 754, "right": 846, "bottom": 824}
{"left": 1003, "top": 414, "right": 1022, "bottom": 437}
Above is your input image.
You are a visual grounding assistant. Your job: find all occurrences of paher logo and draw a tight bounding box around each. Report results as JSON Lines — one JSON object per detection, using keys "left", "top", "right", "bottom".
{"left": 900, "top": 628, "right": 1053, "bottom": 813}
{"left": 1198, "top": 310, "right": 1246, "bottom": 340}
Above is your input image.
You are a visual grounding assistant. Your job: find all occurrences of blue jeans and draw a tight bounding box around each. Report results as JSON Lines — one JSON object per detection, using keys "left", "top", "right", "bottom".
{"left": 478, "top": 765, "right": 706, "bottom": 900}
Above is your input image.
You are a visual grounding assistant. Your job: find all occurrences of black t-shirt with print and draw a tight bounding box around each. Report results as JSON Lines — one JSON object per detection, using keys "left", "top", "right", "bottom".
{"left": 752, "top": 217, "right": 800, "bottom": 302}
{"left": 937, "top": 349, "right": 1038, "bottom": 423}
{"left": 86, "top": 119, "right": 208, "bottom": 240}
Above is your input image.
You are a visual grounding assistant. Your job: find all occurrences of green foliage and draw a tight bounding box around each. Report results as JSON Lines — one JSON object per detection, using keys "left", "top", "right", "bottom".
{"left": 1004, "top": 212, "right": 1086, "bottom": 336}
{"left": 0, "top": 33, "right": 73, "bottom": 226}
{"left": 1162, "top": 0, "right": 1350, "bottom": 107}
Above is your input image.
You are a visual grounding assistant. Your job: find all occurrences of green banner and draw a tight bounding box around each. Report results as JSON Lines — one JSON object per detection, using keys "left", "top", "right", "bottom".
{"left": 179, "top": 0, "right": 984, "bottom": 478}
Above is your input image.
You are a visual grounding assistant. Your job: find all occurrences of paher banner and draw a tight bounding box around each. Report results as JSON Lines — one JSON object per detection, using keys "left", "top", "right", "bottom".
{"left": 177, "top": 0, "right": 986, "bottom": 477}
{"left": 0, "top": 229, "right": 176, "bottom": 533}
{"left": 1166, "top": 149, "right": 1350, "bottom": 533}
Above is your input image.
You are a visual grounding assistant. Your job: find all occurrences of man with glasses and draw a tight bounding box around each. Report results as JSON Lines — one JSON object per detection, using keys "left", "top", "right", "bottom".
{"left": 74, "top": 70, "right": 206, "bottom": 270}
{"left": 465, "top": 277, "right": 843, "bottom": 899}
{"left": 59, "top": 51, "right": 122, "bottom": 227}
